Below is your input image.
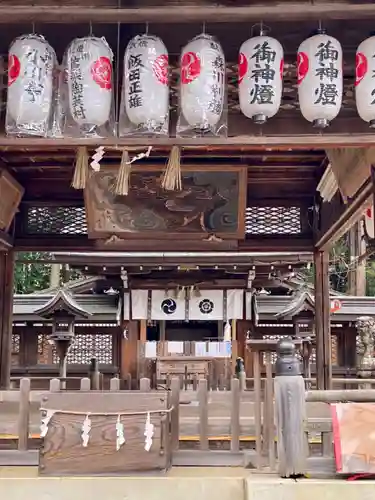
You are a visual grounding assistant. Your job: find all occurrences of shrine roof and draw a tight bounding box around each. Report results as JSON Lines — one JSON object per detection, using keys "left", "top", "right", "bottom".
{"left": 33, "top": 289, "right": 93, "bottom": 319}
{"left": 13, "top": 293, "right": 119, "bottom": 322}
{"left": 12, "top": 291, "right": 375, "bottom": 323}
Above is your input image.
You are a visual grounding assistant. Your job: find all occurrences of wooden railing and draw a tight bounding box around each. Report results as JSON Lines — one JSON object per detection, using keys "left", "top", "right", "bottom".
{"left": 2, "top": 373, "right": 375, "bottom": 473}
{"left": 2, "top": 345, "right": 375, "bottom": 475}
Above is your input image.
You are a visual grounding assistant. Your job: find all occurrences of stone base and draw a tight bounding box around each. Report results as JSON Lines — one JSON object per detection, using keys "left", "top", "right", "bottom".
{"left": 0, "top": 470, "right": 375, "bottom": 500}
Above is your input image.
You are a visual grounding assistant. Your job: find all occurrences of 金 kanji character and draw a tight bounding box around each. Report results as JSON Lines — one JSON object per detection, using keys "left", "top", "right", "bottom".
{"left": 250, "top": 83, "right": 274, "bottom": 104}
{"left": 251, "top": 42, "right": 276, "bottom": 65}
{"left": 314, "top": 83, "right": 338, "bottom": 105}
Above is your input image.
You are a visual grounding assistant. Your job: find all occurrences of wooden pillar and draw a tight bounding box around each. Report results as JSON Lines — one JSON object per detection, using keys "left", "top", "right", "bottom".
{"left": 120, "top": 320, "right": 139, "bottom": 380}
{"left": 314, "top": 250, "right": 332, "bottom": 390}
{"left": 0, "top": 250, "right": 14, "bottom": 389}
{"left": 348, "top": 222, "right": 366, "bottom": 296}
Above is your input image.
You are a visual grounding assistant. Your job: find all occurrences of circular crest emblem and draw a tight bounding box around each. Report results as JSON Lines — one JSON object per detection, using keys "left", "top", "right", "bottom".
{"left": 91, "top": 56, "right": 112, "bottom": 90}
{"left": 161, "top": 298, "right": 177, "bottom": 315}
{"left": 355, "top": 52, "right": 368, "bottom": 87}
{"left": 181, "top": 51, "right": 201, "bottom": 84}
{"left": 153, "top": 54, "right": 169, "bottom": 85}
{"left": 297, "top": 52, "right": 309, "bottom": 85}
{"left": 199, "top": 299, "right": 214, "bottom": 315}
{"left": 8, "top": 54, "right": 20, "bottom": 86}
{"left": 238, "top": 52, "right": 248, "bottom": 85}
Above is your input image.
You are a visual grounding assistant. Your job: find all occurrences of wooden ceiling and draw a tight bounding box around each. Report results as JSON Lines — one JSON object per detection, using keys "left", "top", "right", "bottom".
{"left": 1, "top": 147, "right": 326, "bottom": 204}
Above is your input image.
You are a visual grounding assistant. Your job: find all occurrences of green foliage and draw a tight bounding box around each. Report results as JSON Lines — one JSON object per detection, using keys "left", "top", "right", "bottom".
{"left": 14, "top": 252, "right": 52, "bottom": 294}
{"left": 366, "top": 262, "right": 375, "bottom": 296}
{"left": 14, "top": 253, "right": 82, "bottom": 295}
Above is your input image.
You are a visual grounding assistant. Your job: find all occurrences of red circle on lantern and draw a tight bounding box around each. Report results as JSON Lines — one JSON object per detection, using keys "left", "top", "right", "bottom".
{"left": 8, "top": 54, "right": 20, "bottom": 87}
{"left": 355, "top": 52, "right": 368, "bottom": 87}
{"left": 181, "top": 51, "right": 201, "bottom": 84}
{"left": 153, "top": 54, "right": 169, "bottom": 85}
{"left": 238, "top": 52, "right": 248, "bottom": 85}
{"left": 91, "top": 56, "right": 112, "bottom": 90}
{"left": 366, "top": 207, "right": 372, "bottom": 218}
{"left": 297, "top": 52, "right": 309, "bottom": 85}
{"left": 280, "top": 59, "right": 284, "bottom": 79}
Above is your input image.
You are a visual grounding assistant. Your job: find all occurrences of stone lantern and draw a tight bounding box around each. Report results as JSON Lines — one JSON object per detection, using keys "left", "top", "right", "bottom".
{"left": 34, "top": 289, "right": 91, "bottom": 384}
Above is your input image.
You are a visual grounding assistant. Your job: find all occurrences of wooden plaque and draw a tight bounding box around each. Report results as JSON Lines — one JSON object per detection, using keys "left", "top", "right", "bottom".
{"left": 84, "top": 165, "right": 247, "bottom": 240}
{"left": 39, "top": 391, "right": 171, "bottom": 476}
{"left": 0, "top": 169, "right": 24, "bottom": 231}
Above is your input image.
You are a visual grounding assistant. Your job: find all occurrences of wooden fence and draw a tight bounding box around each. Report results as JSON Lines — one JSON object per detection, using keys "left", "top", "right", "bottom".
{"left": 2, "top": 372, "right": 375, "bottom": 473}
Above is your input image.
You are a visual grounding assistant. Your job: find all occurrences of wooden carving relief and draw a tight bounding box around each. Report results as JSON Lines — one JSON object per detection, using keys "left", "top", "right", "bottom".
{"left": 84, "top": 166, "right": 247, "bottom": 240}
{"left": 0, "top": 169, "right": 24, "bottom": 231}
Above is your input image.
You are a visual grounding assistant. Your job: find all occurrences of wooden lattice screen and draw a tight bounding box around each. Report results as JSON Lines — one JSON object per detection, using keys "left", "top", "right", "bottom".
{"left": 37, "top": 333, "right": 114, "bottom": 365}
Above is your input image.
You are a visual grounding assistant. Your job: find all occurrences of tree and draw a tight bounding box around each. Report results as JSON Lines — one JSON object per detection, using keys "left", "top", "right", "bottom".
{"left": 14, "top": 252, "right": 52, "bottom": 294}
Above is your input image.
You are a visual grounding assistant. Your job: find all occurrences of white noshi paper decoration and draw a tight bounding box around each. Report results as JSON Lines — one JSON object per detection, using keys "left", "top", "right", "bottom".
{"left": 81, "top": 414, "right": 91, "bottom": 447}
{"left": 6, "top": 34, "right": 56, "bottom": 136}
{"left": 297, "top": 31, "right": 343, "bottom": 128}
{"left": 124, "top": 34, "right": 169, "bottom": 132}
{"left": 144, "top": 412, "right": 154, "bottom": 452}
{"left": 66, "top": 36, "right": 113, "bottom": 129}
{"left": 239, "top": 35, "right": 284, "bottom": 124}
{"left": 355, "top": 36, "right": 375, "bottom": 127}
{"left": 116, "top": 415, "right": 126, "bottom": 451}
{"left": 179, "top": 33, "right": 225, "bottom": 130}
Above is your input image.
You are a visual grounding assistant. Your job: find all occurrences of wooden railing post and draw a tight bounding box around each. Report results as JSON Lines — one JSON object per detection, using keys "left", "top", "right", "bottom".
{"left": 17, "top": 377, "right": 30, "bottom": 451}
{"left": 230, "top": 378, "right": 240, "bottom": 452}
{"left": 198, "top": 378, "right": 209, "bottom": 450}
{"left": 170, "top": 377, "right": 180, "bottom": 451}
{"left": 274, "top": 338, "right": 307, "bottom": 478}
{"left": 140, "top": 377, "right": 151, "bottom": 392}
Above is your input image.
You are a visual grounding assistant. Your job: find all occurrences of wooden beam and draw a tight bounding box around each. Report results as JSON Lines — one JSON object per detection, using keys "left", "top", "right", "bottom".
{"left": 0, "top": 250, "right": 14, "bottom": 389}
{"left": 314, "top": 251, "right": 332, "bottom": 390}
{"left": 315, "top": 178, "right": 372, "bottom": 250}
{"left": 1, "top": 3, "right": 375, "bottom": 24}
{"left": 0, "top": 229, "right": 12, "bottom": 250}
{"left": 327, "top": 148, "right": 375, "bottom": 201}
{"left": 2, "top": 134, "right": 375, "bottom": 149}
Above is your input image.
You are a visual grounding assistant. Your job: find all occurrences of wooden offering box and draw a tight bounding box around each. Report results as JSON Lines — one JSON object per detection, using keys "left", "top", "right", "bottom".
{"left": 39, "top": 391, "right": 172, "bottom": 476}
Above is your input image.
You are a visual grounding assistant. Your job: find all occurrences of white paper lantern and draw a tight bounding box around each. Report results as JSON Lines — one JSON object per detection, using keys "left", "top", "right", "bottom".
{"left": 297, "top": 32, "right": 343, "bottom": 128}
{"left": 66, "top": 36, "right": 113, "bottom": 128}
{"left": 355, "top": 36, "right": 375, "bottom": 126}
{"left": 124, "top": 34, "right": 169, "bottom": 131}
{"left": 7, "top": 34, "right": 55, "bottom": 135}
{"left": 239, "top": 35, "right": 283, "bottom": 124}
{"left": 180, "top": 33, "right": 225, "bottom": 130}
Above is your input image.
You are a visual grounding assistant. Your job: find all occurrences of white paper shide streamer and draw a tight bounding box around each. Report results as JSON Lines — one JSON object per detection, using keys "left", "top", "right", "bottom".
{"left": 239, "top": 35, "right": 283, "bottom": 124}
{"left": 116, "top": 414, "right": 126, "bottom": 451}
{"left": 355, "top": 36, "right": 375, "bottom": 127}
{"left": 121, "top": 34, "right": 169, "bottom": 135}
{"left": 178, "top": 33, "right": 226, "bottom": 135}
{"left": 6, "top": 34, "right": 56, "bottom": 136}
{"left": 64, "top": 36, "right": 113, "bottom": 135}
{"left": 297, "top": 31, "right": 342, "bottom": 128}
{"left": 144, "top": 412, "right": 154, "bottom": 452}
{"left": 81, "top": 414, "right": 91, "bottom": 447}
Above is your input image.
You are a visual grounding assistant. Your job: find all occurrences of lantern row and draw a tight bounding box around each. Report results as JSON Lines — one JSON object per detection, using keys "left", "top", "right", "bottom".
{"left": 6, "top": 30, "right": 375, "bottom": 138}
